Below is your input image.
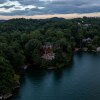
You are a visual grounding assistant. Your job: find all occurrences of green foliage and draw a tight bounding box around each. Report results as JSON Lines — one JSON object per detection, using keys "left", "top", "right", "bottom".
{"left": 0, "top": 17, "right": 100, "bottom": 94}
{"left": 0, "top": 56, "right": 17, "bottom": 94}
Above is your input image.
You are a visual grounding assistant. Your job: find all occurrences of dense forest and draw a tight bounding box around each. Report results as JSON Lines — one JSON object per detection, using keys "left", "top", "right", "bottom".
{"left": 0, "top": 17, "right": 100, "bottom": 97}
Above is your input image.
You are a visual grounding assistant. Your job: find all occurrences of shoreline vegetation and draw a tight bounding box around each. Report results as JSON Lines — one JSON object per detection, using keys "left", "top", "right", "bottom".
{"left": 0, "top": 17, "right": 100, "bottom": 99}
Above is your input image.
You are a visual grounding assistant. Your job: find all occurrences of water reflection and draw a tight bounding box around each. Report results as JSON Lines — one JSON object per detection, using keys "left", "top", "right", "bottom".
{"left": 9, "top": 53, "right": 100, "bottom": 100}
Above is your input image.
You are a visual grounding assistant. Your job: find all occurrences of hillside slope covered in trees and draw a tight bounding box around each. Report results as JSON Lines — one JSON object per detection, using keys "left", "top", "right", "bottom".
{"left": 0, "top": 17, "right": 100, "bottom": 97}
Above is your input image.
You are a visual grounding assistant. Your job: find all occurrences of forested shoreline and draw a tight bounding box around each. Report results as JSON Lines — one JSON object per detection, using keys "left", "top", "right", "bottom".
{"left": 0, "top": 17, "right": 100, "bottom": 98}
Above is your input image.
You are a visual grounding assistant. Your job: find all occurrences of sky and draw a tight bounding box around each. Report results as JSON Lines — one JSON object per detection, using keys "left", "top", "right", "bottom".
{"left": 0, "top": 0, "right": 100, "bottom": 19}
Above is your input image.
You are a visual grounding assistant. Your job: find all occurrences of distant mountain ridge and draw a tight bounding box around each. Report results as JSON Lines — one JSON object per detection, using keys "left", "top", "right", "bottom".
{"left": 0, "top": 20, "right": 6, "bottom": 23}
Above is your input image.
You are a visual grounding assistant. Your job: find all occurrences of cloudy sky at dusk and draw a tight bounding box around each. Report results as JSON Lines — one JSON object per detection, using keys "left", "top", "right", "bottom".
{"left": 0, "top": 0, "right": 100, "bottom": 15}
{"left": 0, "top": 0, "right": 100, "bottom": 19}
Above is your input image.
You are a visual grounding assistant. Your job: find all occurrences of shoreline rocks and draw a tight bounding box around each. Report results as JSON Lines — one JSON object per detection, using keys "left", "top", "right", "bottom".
{"left": 0, "top": 94, "right": 12, "bottom": 100}
{"left": 0, "top": 84, "right": 20, "bottom": 100}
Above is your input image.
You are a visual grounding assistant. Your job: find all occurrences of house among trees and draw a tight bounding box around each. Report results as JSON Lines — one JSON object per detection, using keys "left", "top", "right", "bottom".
{"left": 82, "top": 37, "right": 92, "bottom": 44}
{"left": 84, "top": 24, "right": 91, "bottom": 27}
{"left": 96, "top": 47, "right": 100, "bottom": 52}
{"left": 42, "top": 42, "right": 55, "bottom": 60}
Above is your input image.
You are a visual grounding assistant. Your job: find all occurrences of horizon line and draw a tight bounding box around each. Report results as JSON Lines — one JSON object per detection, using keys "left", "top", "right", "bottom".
{"left": 0, "top": 12, "right": 100, "bottom": 20}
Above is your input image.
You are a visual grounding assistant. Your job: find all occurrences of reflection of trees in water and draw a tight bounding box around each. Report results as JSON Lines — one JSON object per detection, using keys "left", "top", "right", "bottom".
{"left": 9, "top": 56, "right": 74, "bottom": 100}
{"left": 52, "top": 58, "right": 74, "bottom": 83}
{"left": 26, "top": 68, "right": 47, "bottom": 85}
{"left": 53, "top": 70, "right": 63, "bottom": 81}
{"left": 75, "top": 52, "right": 83, "bottom": 58}
{"left": 28, "top": 58, "right": 74, "bottom": 82}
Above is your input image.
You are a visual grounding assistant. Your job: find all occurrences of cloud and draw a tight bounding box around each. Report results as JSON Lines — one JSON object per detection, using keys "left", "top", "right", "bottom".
{"left": 39, "top": 0, "right": 53, "bottom": 1}
{"left": 78, "top": 3, "right": 100, "bottom": 8}
{"left": 0, "top": 0, "right": 100, "bottom": 15}
{"left": 0, "top": 0, "right": 45, "bottom": 13}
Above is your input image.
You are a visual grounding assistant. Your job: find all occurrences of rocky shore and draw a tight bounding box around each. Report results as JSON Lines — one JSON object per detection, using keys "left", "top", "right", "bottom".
{"left": 0, "top": 94, "right": 12, "bottom": 100}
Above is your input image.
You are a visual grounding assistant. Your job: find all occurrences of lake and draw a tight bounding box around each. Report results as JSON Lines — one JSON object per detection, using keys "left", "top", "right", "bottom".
{"left": 9, "top": 52, "right": 100, "bottom": 100}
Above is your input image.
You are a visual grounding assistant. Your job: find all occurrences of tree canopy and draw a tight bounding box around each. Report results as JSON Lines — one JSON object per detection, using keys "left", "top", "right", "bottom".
{"left": 0, "top": 17, "right": 100, "bottom": 95}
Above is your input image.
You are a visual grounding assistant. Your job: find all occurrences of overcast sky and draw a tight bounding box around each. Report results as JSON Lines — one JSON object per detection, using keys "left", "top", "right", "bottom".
{"left": 0, "top": 0, "right": 100, "bottom": 16}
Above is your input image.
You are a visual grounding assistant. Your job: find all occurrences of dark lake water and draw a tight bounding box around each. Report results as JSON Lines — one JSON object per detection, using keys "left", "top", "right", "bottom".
{"left": 9, "top": 52, "right": 100, "bottom": 100}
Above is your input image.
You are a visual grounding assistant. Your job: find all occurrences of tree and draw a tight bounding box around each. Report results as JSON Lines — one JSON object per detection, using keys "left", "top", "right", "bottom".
{"left": 0, "top": 56, "right": 17, "bottom": 95}
{"left": 25, "top": 39, "right": 42, "bottom": 64}
{"left": 93, "top": 36, "right": 100, "bottom": 47}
